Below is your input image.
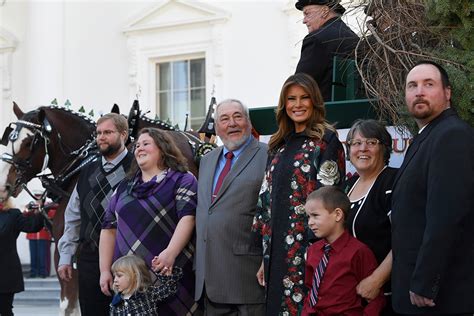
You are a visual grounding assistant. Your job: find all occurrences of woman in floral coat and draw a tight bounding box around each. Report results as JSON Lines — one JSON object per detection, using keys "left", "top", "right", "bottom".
{"left": 253, "top": 73, "right": 345, "bottom": 316}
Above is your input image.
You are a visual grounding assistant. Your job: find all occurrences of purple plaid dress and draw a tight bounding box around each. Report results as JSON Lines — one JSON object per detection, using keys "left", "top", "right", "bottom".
{"left": 103, "top": 169, "right": 199, "bottom": 315}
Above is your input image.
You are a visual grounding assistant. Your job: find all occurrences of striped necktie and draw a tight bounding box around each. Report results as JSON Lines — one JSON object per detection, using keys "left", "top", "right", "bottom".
{"left": 309, "top": 243, "right": 331, "bottom": 307}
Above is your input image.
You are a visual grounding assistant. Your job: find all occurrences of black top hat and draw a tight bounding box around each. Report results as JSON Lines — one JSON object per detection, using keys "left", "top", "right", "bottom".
{"left": 295, "top": 0, "right": 346, "bottom": 14}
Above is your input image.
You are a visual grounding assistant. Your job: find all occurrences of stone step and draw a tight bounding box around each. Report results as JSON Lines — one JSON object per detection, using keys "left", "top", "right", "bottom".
{"left": 14, "top": 277, "right": 60, "bottom": 305}
{"left": 23, "top": 277, "right": 60, "bottom": 288}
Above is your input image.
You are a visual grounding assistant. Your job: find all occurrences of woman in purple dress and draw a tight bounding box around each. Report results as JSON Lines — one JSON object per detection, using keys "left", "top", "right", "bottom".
{"left": 99, "top": 127, "right": 198, "bottom": 315}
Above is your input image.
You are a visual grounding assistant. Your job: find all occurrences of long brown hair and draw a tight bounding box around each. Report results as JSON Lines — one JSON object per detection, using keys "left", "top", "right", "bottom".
{"left": 127, "top": 128, "right": 188, "bottom": 178}
{"left": 268, "top": 73, "right": 335, "bottom": 152}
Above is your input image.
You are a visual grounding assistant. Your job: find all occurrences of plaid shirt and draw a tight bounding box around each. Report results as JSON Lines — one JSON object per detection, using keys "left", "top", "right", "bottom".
{"left": 110, "top": 268, "right": 182, "bottom": 316}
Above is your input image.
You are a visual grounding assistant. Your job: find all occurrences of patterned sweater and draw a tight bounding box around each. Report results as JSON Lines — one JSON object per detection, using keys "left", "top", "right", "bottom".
{"left": 109, "top": 268, "right": 182, "bottom": 316}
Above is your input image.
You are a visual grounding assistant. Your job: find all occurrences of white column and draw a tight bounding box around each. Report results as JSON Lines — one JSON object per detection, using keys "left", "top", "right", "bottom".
{"left": 24, "top": 0, "right": 65, "bottom": 108}
{"left": 0, "top": 27, "right": 17, "bottom": 130}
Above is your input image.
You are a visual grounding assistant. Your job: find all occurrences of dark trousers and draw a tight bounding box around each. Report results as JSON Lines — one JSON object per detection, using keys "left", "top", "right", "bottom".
{"left": 203, "top": 286, "right": 265, "bottom": 316}
{"left": 29, "top": 240, "right": 50, "bottom": 277}
{"left": 382, "top": 296, "right": 401, "bottom": 316}
{"left": 0, "top": 293, "right": 14, "bottom": 316}
{"left": 77, "top": 245, "right": 111, "bottom": 316}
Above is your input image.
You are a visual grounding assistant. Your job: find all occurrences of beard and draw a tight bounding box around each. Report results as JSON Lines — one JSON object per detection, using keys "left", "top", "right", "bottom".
{"left": 409, "top": 99, "right": 432, "bottom": 120}
{"left": 99, "top": 141, "right": 122, "bottom": 157}
{"left": 222, "top": 129, "right": 251, "bottom": 151}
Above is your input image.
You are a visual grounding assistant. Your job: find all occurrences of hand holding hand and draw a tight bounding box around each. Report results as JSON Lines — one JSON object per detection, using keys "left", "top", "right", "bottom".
{"left": 151, "top": 248, "right": 176, "bottom": 276}
{"left": 356, "top": 274, "right": 382, "bottom": 301}
{"left": 99, "top": 271, "right": 114, "bottom": 296}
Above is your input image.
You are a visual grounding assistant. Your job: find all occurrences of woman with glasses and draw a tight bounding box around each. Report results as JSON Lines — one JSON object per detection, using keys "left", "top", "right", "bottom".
{"left": 345, "top": 119, "right": 399, "bottom": 316}
{"left": 253, "top": 73, "right": 345, "bottom": 315}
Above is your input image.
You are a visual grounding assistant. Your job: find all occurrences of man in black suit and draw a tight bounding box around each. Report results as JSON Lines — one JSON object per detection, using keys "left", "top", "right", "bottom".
{"left": 391, "top": 61, "right": 474, "bottom": 315}
{"left": 294, "top": 0, "right": 358, "bottom": 101}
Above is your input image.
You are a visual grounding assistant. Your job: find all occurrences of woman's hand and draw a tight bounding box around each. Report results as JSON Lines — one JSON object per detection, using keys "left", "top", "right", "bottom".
{"left": 99, "top": 270, "right": 114, "bottom": 296}
{"left": 356, "top": 274, "right": 382, "bottom": 301}
{"left": 151, "top": 248, "right": 176, "bottom": 276}
{"left": 357, "top": 250, "right": 392, "bottom": 302}
{"left": 256, "top": 261, "right": 265, "bottom": 287}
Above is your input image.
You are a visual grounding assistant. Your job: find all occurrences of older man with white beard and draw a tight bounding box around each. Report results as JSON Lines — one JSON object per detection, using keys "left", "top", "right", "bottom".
{"left": 194, "top": 99, "right": 268, "bottom": 316}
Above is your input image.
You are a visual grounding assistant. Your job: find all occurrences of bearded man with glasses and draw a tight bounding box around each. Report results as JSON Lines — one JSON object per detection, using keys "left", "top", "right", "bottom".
{"left": 58, "top": 113, "right": 133, "bottom": 315}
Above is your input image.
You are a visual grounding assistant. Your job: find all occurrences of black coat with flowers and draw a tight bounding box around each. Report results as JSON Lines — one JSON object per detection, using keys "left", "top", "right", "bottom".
{"left": 253, "top": 130, "right": 345, "bottom": 316}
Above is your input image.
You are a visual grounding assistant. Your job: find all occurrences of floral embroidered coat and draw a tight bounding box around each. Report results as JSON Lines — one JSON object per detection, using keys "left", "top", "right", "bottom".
{"left": 253, "top": 130, "right": 345, "bottom": 316}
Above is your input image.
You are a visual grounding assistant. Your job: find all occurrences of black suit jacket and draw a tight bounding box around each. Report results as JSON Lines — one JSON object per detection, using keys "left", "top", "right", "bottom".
{"left": 0, "top": 209, "right": 43, "bottom": 293}
{"left": 391, "top": 108, "right": 474, "bottom": 314}
{"left": 295, "top": 17, "right": 358, "bottom": 101}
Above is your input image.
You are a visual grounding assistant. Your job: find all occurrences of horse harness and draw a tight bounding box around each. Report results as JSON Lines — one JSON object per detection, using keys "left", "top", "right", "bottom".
{"left": 127, "top": 105, "right": 216, "bottom": 162}
{"left": 1, "top": 107, "right": 216, "bottom": 203}
{"left": 1, "top": 116, "right": 98, "bottom": 202}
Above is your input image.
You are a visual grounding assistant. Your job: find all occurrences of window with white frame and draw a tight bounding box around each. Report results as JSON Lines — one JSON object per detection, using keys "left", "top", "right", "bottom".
{"left": 156, "top": 58, "right": 206, "bottom": 131}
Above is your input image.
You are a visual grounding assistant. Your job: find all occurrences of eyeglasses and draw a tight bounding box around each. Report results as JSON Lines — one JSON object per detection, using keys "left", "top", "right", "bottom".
{"left": 347, "top": 138, "right": 381, "bottom": 148}
{"left": 96, "top": 130, "right": 119, "bottom": 137}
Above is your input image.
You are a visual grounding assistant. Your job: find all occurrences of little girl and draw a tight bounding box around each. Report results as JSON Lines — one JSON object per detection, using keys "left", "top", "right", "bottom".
{"left": 109, "top": 254, "right": 182, "bottom": 316}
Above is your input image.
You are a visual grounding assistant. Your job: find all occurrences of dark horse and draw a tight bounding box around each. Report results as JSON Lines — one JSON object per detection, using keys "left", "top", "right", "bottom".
{"left": 0, "top": 102, "right": 206, "bottom": 315}
{"left": 0, "top": 103, "right": 95, "bottom": 315}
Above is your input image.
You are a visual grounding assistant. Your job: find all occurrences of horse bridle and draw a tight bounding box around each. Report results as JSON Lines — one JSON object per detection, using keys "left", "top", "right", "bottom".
{"left": 1, "top": 118, "right": 53, "bottom": 198}
{"left": 1, "top": 116, "right": 98, "bottom": 201}
{"left": 1, "top": 109, "right": 214, "bottom": 202}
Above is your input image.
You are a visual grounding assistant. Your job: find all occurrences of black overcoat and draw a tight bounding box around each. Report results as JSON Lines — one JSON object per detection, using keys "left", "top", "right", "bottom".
{"left": 295, "top": 16, "right": 358, "bottom": 101}
{"left": 0, "top": 208, "right": 43, "bottom": 293}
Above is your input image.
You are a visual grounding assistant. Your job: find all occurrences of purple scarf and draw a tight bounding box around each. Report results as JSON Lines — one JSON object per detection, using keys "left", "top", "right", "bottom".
{"left": 128, "top": 169, "right": 169, "bottom": 199}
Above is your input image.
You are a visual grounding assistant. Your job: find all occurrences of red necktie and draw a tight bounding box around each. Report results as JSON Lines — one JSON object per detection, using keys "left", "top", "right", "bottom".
{"left": 309, "top": 243, "right": 331, "bottom": 307}
{"left": 212, "top": 151, "right": 234, "bottom": 201}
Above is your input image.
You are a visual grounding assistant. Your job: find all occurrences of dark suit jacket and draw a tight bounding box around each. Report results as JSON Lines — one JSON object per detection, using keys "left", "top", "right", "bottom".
{"left": 195, "top": 137, "right": 267, "bottom": 304}
{"left": 295, "top": 16, "right": 358, "bottom": 101}
{"left": 0, "top": 208, "right": 43, "bottom": 293}
{"left": 391, "top": 108, "right": 474, "bottom": 314}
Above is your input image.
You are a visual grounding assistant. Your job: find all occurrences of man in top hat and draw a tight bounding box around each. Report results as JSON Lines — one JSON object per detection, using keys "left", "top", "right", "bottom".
{"left": 295, "top": 0, "right": 358, "bottom": 101}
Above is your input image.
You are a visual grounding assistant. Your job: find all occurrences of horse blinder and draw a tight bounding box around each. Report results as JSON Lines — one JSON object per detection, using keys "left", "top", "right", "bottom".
{"left": 0, "top": 124, "right": 14, "bottom": 146}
